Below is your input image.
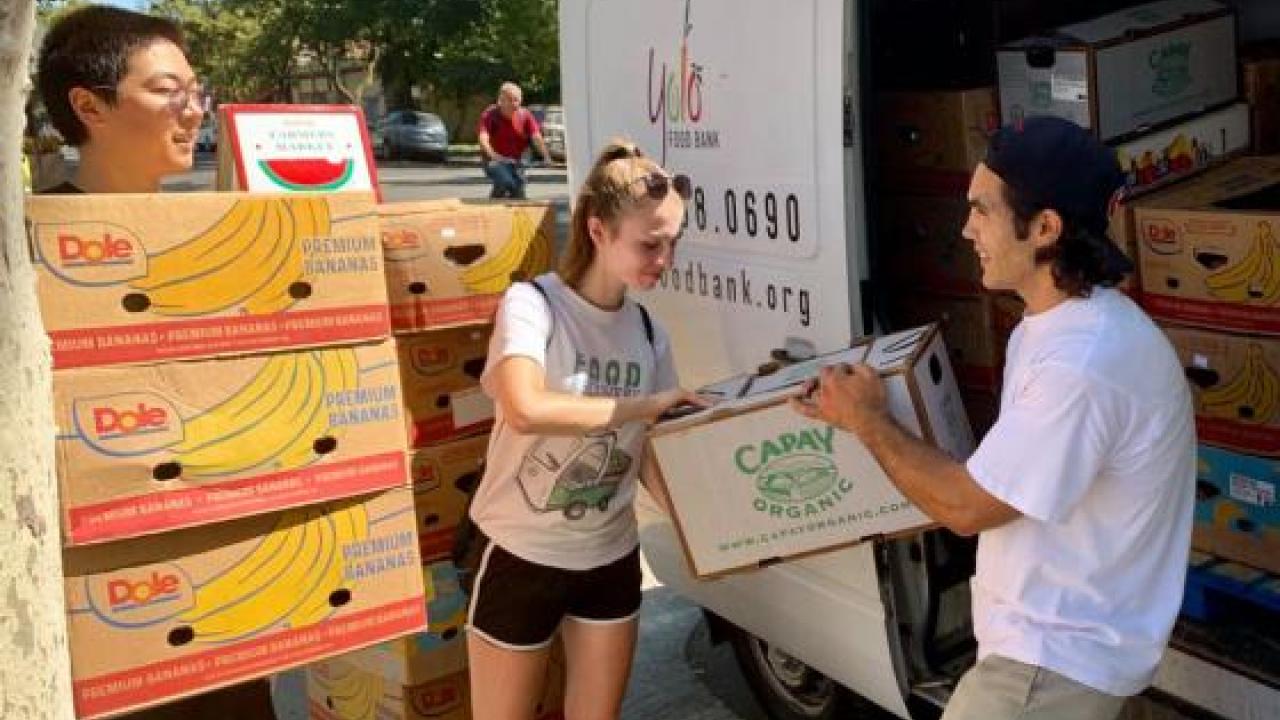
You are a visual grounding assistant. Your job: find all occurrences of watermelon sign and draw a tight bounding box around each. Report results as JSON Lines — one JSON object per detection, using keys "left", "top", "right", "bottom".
{"left": 218, "top": 104, "right": 380, "bottom": 200}
{"left": 258, "top": 158, "right": 355, "bottom": 191}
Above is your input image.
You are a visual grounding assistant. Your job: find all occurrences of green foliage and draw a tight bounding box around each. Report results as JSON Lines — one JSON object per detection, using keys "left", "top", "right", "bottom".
{"left": 117, "top": 0, "right": 565, "bottom": 109}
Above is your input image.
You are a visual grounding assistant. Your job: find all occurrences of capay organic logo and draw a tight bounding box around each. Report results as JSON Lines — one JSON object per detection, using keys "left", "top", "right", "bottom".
{"left": 735, "top": 426, "right": 854, "bottom": 518}
{"left": 1150, "top": 41, "right": 1192, "bottom": 98}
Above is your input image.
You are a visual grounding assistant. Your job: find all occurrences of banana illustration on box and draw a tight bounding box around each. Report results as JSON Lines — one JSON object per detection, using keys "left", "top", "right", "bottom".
{"left": 312, "top": 662, "right": 387, "bottom": 720}
{"left": 1204, "top": 220, "right": 1280, "bottom": 304}
{"left": 459, "top": 209, "right": 553, "bottom": 294}
{"left": 128, "top": 195, "right": 328, "bottom": 316}
{"left": 171, "top": 500, "right": 369, "bottom": 644}
{"left": 170, "top": 347, "right": 359, "bottom": 478}
{"left": 1198, "top": 343, "right": 1280, "bottom": 424}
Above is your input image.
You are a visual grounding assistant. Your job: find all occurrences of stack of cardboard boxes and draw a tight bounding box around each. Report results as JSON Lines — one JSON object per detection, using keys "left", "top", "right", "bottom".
{"left": 874, "top": 85, "right": 1022, "bottom": 437}
{"left": 1129, "top": 158, "right": 1280, "bottom": 578}
{"left": 305, "top": 199, "right": 565, "bottom": 720}
{"left": 992, "top": 1, "right": 1280, "bottom": 583}
{"left": 25, "top": 191, "right": 429, "bottom": 719}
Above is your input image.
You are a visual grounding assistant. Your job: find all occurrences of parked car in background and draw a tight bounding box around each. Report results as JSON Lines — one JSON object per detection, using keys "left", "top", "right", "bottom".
{"left": 366, "top": 118, "right": 384, "bottom": 159}
{"left": 378, "top": 110, "right": 449, "bottom": 162}
{"left": 527, "top": 103, "right": 566, "bottom": 162}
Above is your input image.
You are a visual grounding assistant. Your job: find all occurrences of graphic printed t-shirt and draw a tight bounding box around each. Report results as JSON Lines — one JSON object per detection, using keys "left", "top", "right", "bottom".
{"left": 965, "top": 288, "right": 1196, "bottom": 696}
{"left": 470, "top": 273, "right": 679, "bottom": 570}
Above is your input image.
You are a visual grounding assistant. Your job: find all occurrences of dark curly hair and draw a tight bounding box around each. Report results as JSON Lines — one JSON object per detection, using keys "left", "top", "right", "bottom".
{"left": 1002, "top": 182, "right": 1127, "bottom": 297}
{"left": 37, "top": 5, "right": 186, "bottom": 147}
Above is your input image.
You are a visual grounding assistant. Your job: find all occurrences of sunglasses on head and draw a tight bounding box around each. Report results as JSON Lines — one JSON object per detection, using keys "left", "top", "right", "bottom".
{"left": 629, "top": 171, "right": 692, "bottom": 200}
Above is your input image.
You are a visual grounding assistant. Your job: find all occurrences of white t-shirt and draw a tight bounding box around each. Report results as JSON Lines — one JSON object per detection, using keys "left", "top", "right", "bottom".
{"left": 470, "top": 273, "right": 679, "bottom": 570}
{"left": 965, "top": 288, "right": 1195, "bottom": 696}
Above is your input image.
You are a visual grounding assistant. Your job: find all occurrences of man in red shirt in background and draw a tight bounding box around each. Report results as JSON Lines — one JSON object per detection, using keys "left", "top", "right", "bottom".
{"left": 478, "top": 81, "right": 552, "bottom": 199}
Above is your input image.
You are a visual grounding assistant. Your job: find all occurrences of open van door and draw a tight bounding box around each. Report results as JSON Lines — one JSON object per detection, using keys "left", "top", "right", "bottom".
{"left": 561, "top": 2, "right": 920, "bottom": 718}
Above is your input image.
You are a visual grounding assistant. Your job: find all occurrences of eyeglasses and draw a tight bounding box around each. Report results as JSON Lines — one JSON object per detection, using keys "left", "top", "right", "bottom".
{"left": 628, "top": 171, "right": 692, "bottom": 200}
{"left": 92, "top": 80, "right": 205, "bottom": 115}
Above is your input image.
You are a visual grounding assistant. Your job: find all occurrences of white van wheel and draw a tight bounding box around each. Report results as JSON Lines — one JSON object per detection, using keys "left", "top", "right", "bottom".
{"left": 727, "top": 625, "right": 845, "bottom": 719}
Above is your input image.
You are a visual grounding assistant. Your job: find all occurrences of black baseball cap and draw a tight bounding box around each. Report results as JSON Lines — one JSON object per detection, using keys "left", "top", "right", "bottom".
{"left": 984, "top": 116, "right": 1133, "bottom": 275}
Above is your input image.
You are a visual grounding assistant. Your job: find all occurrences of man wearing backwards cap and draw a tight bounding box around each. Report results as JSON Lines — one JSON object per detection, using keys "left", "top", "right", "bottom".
{"left": 794, "top": 116, "right": 1195, "bottom": 720}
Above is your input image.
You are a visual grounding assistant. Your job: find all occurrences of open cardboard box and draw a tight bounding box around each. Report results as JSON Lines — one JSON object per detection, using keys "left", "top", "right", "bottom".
{"left": 647, "top": 325, "right": 974, "bottom": 578}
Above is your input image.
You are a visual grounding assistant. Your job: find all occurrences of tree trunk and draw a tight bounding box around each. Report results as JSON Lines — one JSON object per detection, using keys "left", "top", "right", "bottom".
{"left": 0, "top": 2, "right": 75, "bottom": 719}
{"left": 334, "top": 45, "right": 380, "bottom": 109}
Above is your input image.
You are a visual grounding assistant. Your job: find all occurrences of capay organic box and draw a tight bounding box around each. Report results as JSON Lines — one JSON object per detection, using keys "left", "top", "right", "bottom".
{"left": 26, "top": 192, "right": 389, "bottom": 369}
{"left": 996, "top": 0, "right": 1238, "bottom": 143}
{"left": 54, "top": 341, "right": 409, "bottom": 546}
{"left": 381, "top": 201, "right": 555, "bottom": 333}
{"left": 648, "top": 325, "right": 974, "bottom": 578}
{"left": 62, "top": 488, "right": 426, "bottom": 720}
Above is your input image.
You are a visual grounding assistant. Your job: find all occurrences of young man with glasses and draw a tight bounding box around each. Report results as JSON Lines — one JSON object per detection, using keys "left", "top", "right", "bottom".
{"left": 36, "top": 5, "right": 203, "bottom": 194}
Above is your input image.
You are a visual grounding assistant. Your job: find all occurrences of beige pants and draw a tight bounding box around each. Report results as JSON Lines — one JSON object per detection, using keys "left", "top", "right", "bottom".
{"left": 941, "top": 655, "right": 1128, "bottom": 720}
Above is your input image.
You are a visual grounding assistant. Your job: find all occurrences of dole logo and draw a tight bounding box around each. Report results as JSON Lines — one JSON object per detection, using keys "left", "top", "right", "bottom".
{"left": 73, "top": 392, "right": 184, "bottom": 455}
{"left": 87, "top": 562, "right": 194, "bottom": 626}
{"left": 411, "top": 457, "right": 442, "bottom": 490}
{"left": 411, "top": 345, "right": 453, "bottom": 376}
{"left": 1142, "top": 219, "right": 1182, "bottom": 255}
{"left": 34, "top": 221, "right": 148, "bottom": 286}
{"left": 58, "top": 232, "right": 135, "bottom": 265}
{"left": 381, "top": 223, "right": 431, "bottom": 262}
{"left": 381, "top": 227, "right": 422, "bottom": 251}
{"left": 93, "top": 402, "right": 169, "bottom": 438}
{"left": 108, "top": 571, "right": 181, "bottom": 609}
{"left": 409, "top": 680, "right": 464, "bottom": 716}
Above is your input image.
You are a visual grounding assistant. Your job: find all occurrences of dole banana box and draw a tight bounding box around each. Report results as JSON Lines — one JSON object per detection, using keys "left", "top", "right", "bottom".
{"left": 381, "top": 201, "right": 556, "bottom": 333}
{"left": 1192, "top": 444, "right": 1280, "bottom": 574}
{"left": 1161, "top": 324, "right": 1280, "bottom": 456}
{"left": 54, "top": 341, "right": 409, "bottom": 546}
{"left": 1134, "top": 156, "right": 1280, "bottom": 335}
{"left": 307, "top": 640, "right": 565, "bottom": 720}
{"left": 648, "top": 325, "right": 974, "bottom": 578}
{"left": 343, "top": 561, "right": 468, "bottom": 685}
{"left": 397, "top": 326, "right": 495, "bottom": 448}
{"left": 26, "top": 192, "right": 389, "bottom": 369}
{"left": 410, "top": 436, "right": 487, "bottom": 563}
{"left": 62, "top": 488, "right": 426, "bottom": 720}
{"left": 307, "top": 660, "right": 471, "bottom": 720}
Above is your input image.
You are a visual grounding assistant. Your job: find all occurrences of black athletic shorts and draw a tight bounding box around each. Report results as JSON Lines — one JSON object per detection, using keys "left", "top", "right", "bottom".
{"left": 464, "top": 536, "right": 642, "bottom": 650}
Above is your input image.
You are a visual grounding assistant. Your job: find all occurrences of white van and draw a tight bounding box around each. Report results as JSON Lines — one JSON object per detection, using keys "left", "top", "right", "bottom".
{"left": 560, "top": 1, "right": 1280, "bottom": 718}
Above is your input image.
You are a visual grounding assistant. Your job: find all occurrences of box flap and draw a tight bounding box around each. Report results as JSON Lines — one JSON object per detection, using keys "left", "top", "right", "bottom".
{"left": 1136, "top": 156, "right": 1280, "bottom": 212}
{"left": 1056, "top": 0, "right": 1228, "bottom": 46}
